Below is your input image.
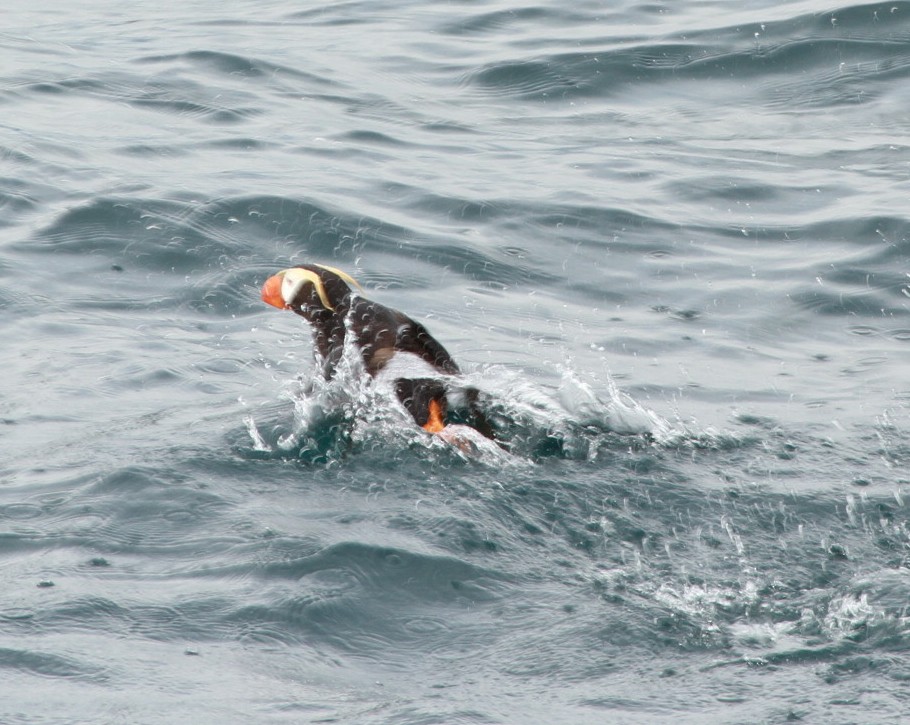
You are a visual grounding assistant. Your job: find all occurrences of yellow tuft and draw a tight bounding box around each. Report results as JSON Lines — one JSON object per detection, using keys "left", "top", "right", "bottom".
{"left": 311, "top": 264, "right": 363, "bottom": 293}
{"left": 280, "top": 265, "right": 362, "bottom": 311}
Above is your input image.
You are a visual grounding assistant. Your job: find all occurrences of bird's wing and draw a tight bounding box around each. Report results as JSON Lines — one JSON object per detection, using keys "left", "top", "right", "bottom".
{"left": 394, "top": 317, "right": 461, "bottom": 375}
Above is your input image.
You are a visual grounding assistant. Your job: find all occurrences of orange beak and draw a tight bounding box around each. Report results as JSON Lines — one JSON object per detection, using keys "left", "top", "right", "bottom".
{"left": 261, "top": 272, "right": 288, "bottom": 309}
{"left": 422, "top": 398, "right": 446, "bottom": 434}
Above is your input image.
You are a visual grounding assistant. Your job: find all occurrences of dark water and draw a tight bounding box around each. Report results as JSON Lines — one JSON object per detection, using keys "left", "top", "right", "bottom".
{"left": 3, "top": 1, "right": 910, "bottom": 722}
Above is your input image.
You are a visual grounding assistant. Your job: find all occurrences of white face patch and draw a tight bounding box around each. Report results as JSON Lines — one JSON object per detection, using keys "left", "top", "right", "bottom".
{"left": 280, "top": 267, "right": 331, "bottom": 309}
{"left": 277, "top": 265, "right": 362, "bottom": 311}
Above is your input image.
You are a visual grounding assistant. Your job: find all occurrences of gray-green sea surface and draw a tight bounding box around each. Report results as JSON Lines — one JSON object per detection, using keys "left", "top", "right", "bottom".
{"left": 2, "top": 1, "right": 910, "bottom": 722}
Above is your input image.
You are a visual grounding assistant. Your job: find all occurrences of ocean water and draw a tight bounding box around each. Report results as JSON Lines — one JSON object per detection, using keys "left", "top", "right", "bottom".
{"left": 2, "top": 0, "right": 910, "bottom": 722}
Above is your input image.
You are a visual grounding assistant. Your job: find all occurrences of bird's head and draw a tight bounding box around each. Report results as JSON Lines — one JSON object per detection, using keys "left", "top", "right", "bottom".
{"left": 261, "top": 264, "right": 361, "bottom": 319}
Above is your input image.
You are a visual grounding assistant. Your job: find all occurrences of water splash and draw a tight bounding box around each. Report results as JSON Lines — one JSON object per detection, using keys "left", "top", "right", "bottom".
{"left": 556, "top": 365, "right": 671, "bottom": 438}
{"left": 243, "top": 320, "right": 747, "bottom": 464}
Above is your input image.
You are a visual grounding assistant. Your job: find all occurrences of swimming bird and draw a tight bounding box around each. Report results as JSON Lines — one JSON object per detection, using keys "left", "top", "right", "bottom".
{"left": 261, "top": 263, "right": 493, "bottom": 437}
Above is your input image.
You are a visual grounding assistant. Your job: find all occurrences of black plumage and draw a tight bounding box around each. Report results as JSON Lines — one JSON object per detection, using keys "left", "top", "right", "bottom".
{"left": 262, "top": 264, "right": 493, "bottom": 437}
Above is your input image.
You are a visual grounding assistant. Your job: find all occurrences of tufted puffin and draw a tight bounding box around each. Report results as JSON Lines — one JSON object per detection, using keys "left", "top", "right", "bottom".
{"left": 261, "top": 264, "right": 493, "bottom": 438}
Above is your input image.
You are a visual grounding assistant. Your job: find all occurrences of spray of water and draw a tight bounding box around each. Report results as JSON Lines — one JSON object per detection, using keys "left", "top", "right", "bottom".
{"left": 243, "top": 314, "right": 745, "bottom": 464}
